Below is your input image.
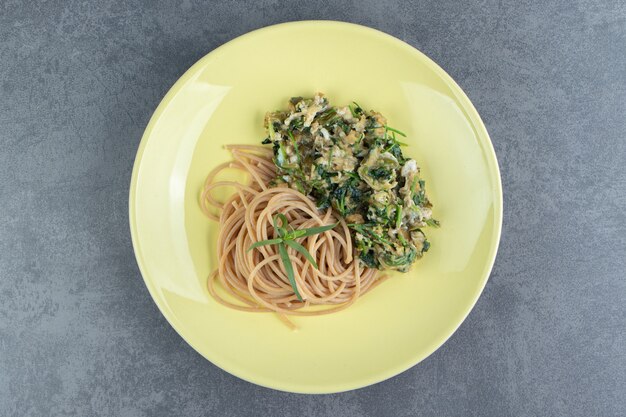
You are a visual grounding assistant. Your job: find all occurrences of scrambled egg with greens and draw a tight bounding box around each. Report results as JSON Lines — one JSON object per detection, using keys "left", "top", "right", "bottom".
{"left": 262, "top": 93, "right": 438, "bottom": 272}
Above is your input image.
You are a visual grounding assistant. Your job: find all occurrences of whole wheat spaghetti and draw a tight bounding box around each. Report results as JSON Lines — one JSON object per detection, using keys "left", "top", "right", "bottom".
{"left": 200, "top": 145, "right": 386, "bottom": 327}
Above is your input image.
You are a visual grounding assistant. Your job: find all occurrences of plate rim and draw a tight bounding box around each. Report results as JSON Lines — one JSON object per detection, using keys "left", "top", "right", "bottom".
{"left": 129, "top": 20, "right": 503, "bottom": 394}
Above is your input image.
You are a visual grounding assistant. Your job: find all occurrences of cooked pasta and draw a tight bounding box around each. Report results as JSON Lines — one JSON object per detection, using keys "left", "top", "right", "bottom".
{"left": 201, "top": 145, "right": 386, "bottom": 327}
{"left": 200, "top": 94, "right": 438, "bottom": 328}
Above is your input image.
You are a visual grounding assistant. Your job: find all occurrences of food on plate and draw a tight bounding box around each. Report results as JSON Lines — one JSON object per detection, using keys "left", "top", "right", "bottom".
{"left": 263, "top": 93, "right": 438, "bottom": 272}
{"left": 201, "top": 94, "right": 437, "bottom": 327}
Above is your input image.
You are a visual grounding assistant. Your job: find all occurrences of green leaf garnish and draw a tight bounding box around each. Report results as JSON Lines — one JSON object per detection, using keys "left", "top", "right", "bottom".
{"left": 297, "top": 223, "right": 337, "bottom": 237}
{"left": 278, "top": 244, "right": 302, "bottom": 301}
{"left": 273, "top": 213, "right": 289, "bottom": 237}
{"left": 284, "top": 239, "right": 318, "bottom": 269}
{"left": 248, "top": 214, "right": 338, "bottom": 301}
{"left": 385, "top": 126, "right": 407, "bottom": 137}
{"left": 247, "top": 238, "right": 283, "bottom": 252}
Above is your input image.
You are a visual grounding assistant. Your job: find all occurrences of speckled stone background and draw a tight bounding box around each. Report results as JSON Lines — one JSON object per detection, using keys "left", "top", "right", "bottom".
{"left": 1, "top": 0, "right": 624, "bottom": 416}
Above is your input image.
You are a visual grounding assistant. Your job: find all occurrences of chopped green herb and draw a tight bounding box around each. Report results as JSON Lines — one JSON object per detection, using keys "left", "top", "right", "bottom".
{"left": 395, "top": 205, "right": 402, "bottom": 229}
{"left": 263, "top": 94, "right": 437, "bottom": 272}
{"left": 248, "top": 214, "right": 337, "bottom": 301}
{"left": 425, "top": 218, "right": 440, "bottom": 228}
{"left": 385, "top": 125, "right": 407, "bottom": 137}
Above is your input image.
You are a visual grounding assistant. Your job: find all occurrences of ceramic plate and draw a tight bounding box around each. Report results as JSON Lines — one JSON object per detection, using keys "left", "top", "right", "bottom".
{"left": 129, "top": 21, "right": 502, "bottom": 393}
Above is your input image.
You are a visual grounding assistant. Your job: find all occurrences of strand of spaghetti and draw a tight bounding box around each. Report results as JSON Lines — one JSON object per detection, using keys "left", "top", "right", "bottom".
{"left": 225, "top": 144, "right": 273, "bottom": 154}
{"left": 200, "top": 162, "right": 247, "bottom": 212}
{"left": 207, "top": 271, "right": 270, "bottom": 312}
{"left": 231, "top": 151, "right": 269, "bottom": 191}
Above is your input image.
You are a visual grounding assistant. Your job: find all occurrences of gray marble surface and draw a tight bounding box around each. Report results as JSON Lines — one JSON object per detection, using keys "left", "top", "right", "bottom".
{"left": 1, "top": 1, "right": 625, "bottom": 416}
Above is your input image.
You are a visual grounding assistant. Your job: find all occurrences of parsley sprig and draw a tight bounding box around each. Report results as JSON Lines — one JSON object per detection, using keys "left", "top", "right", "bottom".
{"left": 247, "top": 214, "right": 337, "bottom": 301}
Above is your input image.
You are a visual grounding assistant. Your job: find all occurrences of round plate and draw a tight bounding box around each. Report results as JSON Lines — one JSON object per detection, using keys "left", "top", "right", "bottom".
{"left": 129, "top": 21, "right": 502, "bottom": 393}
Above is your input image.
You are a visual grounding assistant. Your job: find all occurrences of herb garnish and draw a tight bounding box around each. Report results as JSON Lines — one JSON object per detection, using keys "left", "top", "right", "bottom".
{"left": 248, "top": 214, "right": 337, "bottom": 301}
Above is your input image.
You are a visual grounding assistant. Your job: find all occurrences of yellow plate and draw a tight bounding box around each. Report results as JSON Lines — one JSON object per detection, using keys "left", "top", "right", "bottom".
{"left": 129, "top": 21, "right": 502, "bottom": 393}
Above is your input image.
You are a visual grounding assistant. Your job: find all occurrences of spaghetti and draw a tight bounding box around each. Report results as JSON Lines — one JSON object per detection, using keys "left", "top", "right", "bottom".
{"left": 201, "top": 145, "right": 386, "bottom": 326}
